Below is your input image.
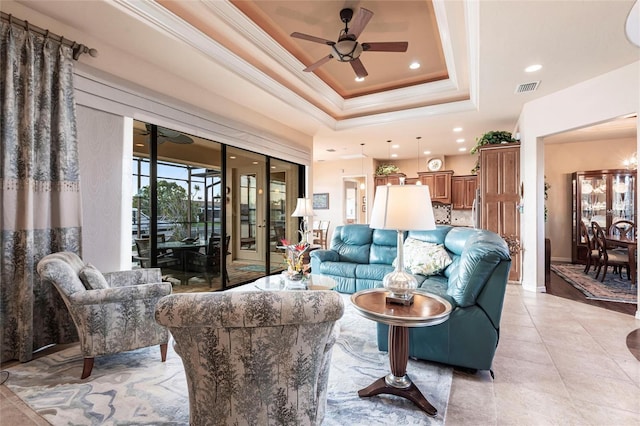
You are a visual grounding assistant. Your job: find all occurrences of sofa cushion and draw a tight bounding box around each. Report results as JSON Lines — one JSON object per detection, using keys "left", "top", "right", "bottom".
{"left": 332, "top": 224, "right": 373, "bottom": 264}
{"left": 369, "top": 229, "right": 400, "bottom": 264}
{"left": 79, "top": 263, "right": 109, "bottom": 290}
{"left": 399, "top": 238, "right": 452, "bottom": 275}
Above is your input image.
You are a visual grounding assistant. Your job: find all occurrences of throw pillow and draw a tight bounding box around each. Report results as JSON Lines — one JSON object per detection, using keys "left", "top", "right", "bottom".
{"left": 398, "top": 237, "right": 453, "bottom": 276}
{"left": 79, "top": 263, "right": 109, "bottom": 290}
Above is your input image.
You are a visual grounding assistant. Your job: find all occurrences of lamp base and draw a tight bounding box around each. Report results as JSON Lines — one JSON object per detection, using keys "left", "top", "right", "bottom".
{"left": 385, "top": 293, "right": 414, "bottom": 306}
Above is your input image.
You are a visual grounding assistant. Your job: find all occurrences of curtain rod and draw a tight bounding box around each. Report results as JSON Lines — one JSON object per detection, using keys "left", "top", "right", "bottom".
{"left": 1, "top": 11, "right": 98, "bottom": 60}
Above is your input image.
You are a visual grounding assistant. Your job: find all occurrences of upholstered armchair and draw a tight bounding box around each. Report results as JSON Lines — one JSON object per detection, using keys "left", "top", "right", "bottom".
{"left": 155, "top": 290, "right": 344, "bottom": 426}
{"left": 37, "top": 252, "right": 172, "bottom": 379}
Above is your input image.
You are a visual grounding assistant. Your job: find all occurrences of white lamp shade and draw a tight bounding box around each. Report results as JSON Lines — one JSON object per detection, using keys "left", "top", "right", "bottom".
{"left": 291, "top": 198, "right": 315, "bottom": 217}
{"left": 370, "top": 185, "right": 436, "bottom": 231}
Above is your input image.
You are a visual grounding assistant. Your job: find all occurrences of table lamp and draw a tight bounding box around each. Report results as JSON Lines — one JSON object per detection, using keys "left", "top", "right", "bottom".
{"left": 370, "top": 184, "right": 436, "bottom": 304}
{"left": 291, "top": 197, "right": 315, "bottom": 244}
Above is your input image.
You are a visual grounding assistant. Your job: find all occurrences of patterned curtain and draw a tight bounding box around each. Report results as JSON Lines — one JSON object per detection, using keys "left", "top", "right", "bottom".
{"left": 1, "top": 21, "right": 82, "bottom": 362}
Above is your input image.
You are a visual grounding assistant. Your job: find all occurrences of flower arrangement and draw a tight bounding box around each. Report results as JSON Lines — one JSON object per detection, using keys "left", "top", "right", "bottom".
{"left": 280, "top": 239, "right": 310, "bottom": 278}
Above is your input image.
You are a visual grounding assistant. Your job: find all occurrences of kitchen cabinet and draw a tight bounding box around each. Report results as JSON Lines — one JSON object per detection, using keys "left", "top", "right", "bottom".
{"left": 417, "top": 171, "right": 453, "bottom": 204}
{"left": 571, "top": 169, "right": 636, "bottom": 264}
{"left": 373, "top": 173, "right": 406, "bottom": 189}
{"left": 452, "top": 175, "right": 477, "bottom": 209}
{"left": 479, "top": 143, "right": 520, "bottom": 282}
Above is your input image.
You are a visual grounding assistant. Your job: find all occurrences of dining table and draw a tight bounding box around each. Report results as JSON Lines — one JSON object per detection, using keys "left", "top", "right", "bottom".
{"left": 157, "top": 239, "right": 207, "bottom": 275}
{"left": 605, "top": 234, "right": 637, "bottom": 285}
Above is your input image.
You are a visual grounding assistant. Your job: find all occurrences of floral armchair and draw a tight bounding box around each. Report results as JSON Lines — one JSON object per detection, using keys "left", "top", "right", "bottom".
{"left": 155, "top": 290, "right": 344, "bottom": 426}
{"left": 36, "top": 252, "right": 172, "bottom": 378}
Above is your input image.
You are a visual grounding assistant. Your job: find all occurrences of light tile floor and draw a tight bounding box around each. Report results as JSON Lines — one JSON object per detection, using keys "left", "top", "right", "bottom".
{"left": 1, "top": 284, "right": 639, "bottom": 425}
{"left": 445, "top": 284, "right": 640, "bottom": 425}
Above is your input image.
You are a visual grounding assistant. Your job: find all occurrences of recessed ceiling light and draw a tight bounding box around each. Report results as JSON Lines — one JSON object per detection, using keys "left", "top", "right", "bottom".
{"left": 252, "top": 161, "right": 258, "bottom": 165}
{"left": 458, "top": 147, "right": 467, "bottom": 152}
{"left": 271, "top": 166, "right": 276, "bottom": 169}
{"left": 456, "top": 138, "right": 465, "bottom": 143}
{"left": 392, "top": 144, "right": 399, "bottom": 149}
{"left": 423, "top": 150, "right": 431, "bottom": 155}
{"left": 229, "top": 156, "right": 236, "bottom": 159}
{"left": 135, "top": 143, "right": 144, "bottom": 147}
{"left": 453, "top": 127, "right": 463, "bottom": 132}
{"left": 525, "top": 64, "right": 542, "bottom": 73}
{"left": 409, "top": 62, "right": 420, "bottom": 70}
{"left": 391, "top": 153, "right": 398, "bottom": 158}
{"left": 355, "top": 76, "right": 365, "bottom": 82}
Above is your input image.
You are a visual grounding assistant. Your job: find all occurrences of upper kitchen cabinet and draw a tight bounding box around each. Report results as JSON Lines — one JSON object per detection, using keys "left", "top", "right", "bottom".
{"left": 571, "top": 169, "right": 636, "bottom": 264}
{"left": 451, "top": 175, "right": 477, "bottom": 209}
{"left": 374, "top": 173, "right": 407, "bottom": 188}
{"left": 418, "top": 171, "right": 453, "bottom": 204}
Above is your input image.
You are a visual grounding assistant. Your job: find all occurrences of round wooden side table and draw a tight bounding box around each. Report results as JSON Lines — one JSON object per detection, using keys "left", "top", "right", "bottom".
{"left": 350, "top": 288, "right": 452, "bottom": 417}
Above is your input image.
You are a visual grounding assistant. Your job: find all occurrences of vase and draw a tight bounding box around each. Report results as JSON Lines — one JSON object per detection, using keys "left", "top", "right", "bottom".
{"left": 288, "top": 271, "right": 304, "bottom": 281}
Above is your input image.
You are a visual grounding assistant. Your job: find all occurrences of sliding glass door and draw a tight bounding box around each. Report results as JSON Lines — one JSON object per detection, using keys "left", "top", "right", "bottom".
{"left": 132, "top": 120, "right": 303, "bottom": 290}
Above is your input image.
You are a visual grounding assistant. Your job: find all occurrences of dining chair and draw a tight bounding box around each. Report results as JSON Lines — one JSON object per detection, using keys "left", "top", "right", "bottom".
{"left": 608, "top": 220, "right": 636, "bottom": 239}
{"left": 592, "top": 221, "right": 629, "bottom": 282}
{"left": 579, "top": 220, "right": 599, "bottom": 273}
{"left": 313, "top": 221, "right": 330, "bottom": 249}
{"left": 134, "top": 238, "right": 181, "bottom": 270}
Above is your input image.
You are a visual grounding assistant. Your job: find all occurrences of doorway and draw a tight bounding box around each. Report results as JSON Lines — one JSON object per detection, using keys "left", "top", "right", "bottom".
{"left": 343, "top": 176, "right": 367, "bottom": 224}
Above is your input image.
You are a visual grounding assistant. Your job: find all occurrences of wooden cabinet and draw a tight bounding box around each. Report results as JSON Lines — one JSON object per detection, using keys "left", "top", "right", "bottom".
{"left": 479, "top": 143, "right": 520, "bottom": 282}
{"left": 417, "top": 171, "right": 453, "bottom": 204}
{"left": 451, "top": 175, "right": 477, "bottom": 209}
{"left": 571, "top": 169, "right": 636, "bottom": 264}
{"left": 374, "top": 173, "right": 406, "bottom": 188}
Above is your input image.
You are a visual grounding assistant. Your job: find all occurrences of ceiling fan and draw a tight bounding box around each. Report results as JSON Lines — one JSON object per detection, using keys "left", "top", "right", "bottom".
{"left": 291, "top": 7, "right": 408, "bottom": 79}
{"left": 136, "top": 124, "right": 194, "bottom": 145}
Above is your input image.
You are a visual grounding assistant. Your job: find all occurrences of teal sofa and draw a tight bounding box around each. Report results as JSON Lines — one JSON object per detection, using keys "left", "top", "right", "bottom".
{"left": 310, "top": 224, "right": 511, "bottom": 371}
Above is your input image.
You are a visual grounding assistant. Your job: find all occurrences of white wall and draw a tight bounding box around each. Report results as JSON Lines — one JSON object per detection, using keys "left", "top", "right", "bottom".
{"left": 518, "top": 61, "right": 639, "bottom": 313}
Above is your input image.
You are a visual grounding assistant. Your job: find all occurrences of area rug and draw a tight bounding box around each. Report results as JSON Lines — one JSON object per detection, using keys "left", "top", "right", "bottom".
{"left": 236, "top": 264, "right": 281, "bottom": 273}
{"left": 4, "top": 294, "right": 452, "bottom": 425}
{"left": 551, "top": 262, "right": 638, "bottom": 304}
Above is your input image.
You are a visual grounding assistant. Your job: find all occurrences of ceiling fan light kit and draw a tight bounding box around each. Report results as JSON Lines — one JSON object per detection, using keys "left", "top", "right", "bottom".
{"left": 291, "top": 7, "right": 409, "bottom": 78}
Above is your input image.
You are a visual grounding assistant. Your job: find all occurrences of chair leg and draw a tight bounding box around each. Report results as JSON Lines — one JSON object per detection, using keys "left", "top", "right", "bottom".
{"left": 81, "top": 357, "right": 94, "bottom": 379}
{"left": 160, "top": 343, "right": 168, "bottom": 362}
{"left": 584, "top": 257, "right": 590, "bottom": 273}
{"left": 600, "top": 265, "right": 607, "bottom": 282}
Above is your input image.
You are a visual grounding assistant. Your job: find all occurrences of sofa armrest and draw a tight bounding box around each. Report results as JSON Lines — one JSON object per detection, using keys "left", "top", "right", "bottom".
{"left": 103, "top": 268, "right": 162, "bottom": 287}
{"left": 310, "top": 249, "right": 339, "bottom": 263}
{"left": 69, "top": 282, "right": 172, "bottom": 305}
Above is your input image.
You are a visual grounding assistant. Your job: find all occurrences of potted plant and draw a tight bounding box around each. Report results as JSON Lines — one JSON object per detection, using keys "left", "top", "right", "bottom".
{"left": 470, "top": 131, "right": 518, "bottom": 174}
{"left": 375, "top": 164, "right": 400, "bottom": 176}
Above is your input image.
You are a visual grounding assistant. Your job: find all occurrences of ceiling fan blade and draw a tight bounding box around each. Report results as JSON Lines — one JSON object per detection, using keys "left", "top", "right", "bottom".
{"left": 348, "top": 8, "right": 374, "bottom": 39}
{"left": 350, "top": 58, "right": 368, "bottom": 78}
{"left": 303, "top": 54, "right": 334, "bottom": 72}
{"left": 291, "top": 32, "right": 335, "bottom": 46}
{"left": 362, "top": 42, "right": 409, "bottom": 52}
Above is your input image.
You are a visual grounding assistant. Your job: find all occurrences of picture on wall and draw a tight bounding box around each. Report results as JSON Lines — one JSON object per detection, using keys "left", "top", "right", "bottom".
{"left": 313, "top": 193, "right": 329, "bottom": 209}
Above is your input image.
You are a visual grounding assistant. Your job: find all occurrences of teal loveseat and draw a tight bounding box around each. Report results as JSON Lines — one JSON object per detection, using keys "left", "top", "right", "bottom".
{"left": 310, "top": 224, "right": 511, "bottom": 371}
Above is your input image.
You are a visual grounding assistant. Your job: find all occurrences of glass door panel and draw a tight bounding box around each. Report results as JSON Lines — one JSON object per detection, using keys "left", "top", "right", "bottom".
{"left": 270, "top": 159, "right": 300, "bottom": 272}
{"left": 611, "top": 174, "right": 635, "bottom": 223}
{"left": 227, "top": 147, "right": 267, "bottom": 284}
{"left": 580, "top": 175, "right": 607, "bottom": 229}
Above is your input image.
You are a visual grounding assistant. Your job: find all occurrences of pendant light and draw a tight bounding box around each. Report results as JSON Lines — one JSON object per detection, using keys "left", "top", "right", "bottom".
{"left": 360, "top": 143, "right": 366, "bottom": 190}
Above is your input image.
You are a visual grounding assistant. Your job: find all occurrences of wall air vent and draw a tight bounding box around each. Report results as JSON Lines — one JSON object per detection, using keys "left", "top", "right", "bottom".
{"left": 326, "top": 148, "right": 336, "bottom": 152}
{"left": 515, "top": 81, "right": 540, "bottom": 94}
